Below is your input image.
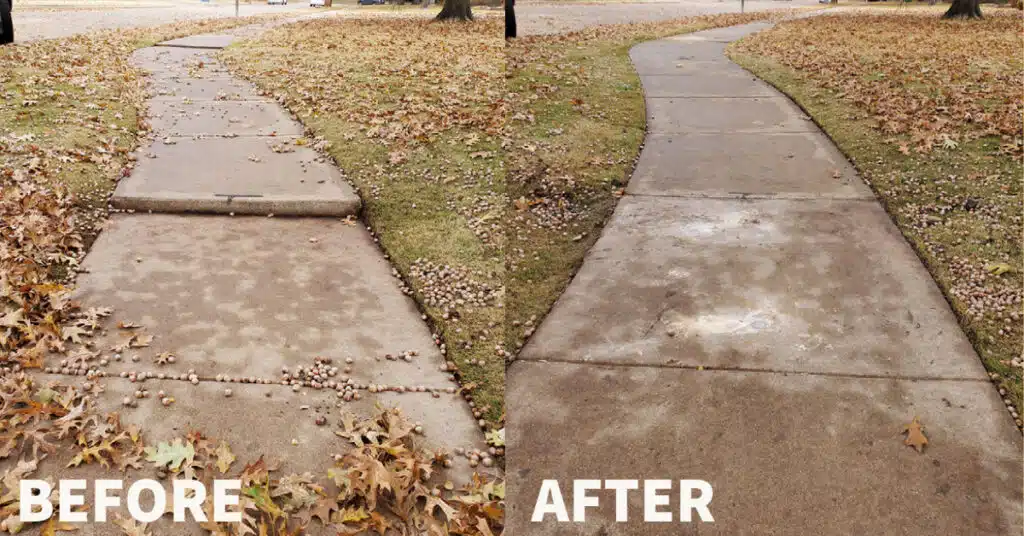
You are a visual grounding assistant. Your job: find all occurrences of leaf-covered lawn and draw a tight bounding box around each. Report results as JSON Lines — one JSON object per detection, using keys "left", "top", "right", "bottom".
{"left": 504, "top": 10, "right": 811, "bottom": 355}
{"left": 0, "top": 16, "right": 289, "bottom": 251}
{"left": 221, "top": 17, "right": 507, "bottom": 426}
{"left": 729, "top": 10, "right": 1023, "bottom": 425}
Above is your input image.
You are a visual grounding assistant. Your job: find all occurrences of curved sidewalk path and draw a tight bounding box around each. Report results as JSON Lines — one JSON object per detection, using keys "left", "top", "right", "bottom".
{"left": 508, "top": 22, "right": 1022, "bottom": 535}
{"left": 25, "top": 29, "right": 489, "bottom": 533}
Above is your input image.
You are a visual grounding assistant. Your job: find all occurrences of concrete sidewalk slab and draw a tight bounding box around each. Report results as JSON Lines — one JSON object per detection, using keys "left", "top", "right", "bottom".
{"left": 112, "top": 137, "right": 360, "bottom": 216}
{"left": 157, "top": 33, "right": 239, "bottom": 49}
{"left": 520, "top": 196, "right": 987, "bottom": 379}
{"left": 132, "top": 47, "right": 229, "bottom": 76}
{"left": 630, "top": 41, "right": 730, "bottom": 74}
{"left": 665, "top": 21, "right": 774, "bottom": 42}
{"left": 147, "top": 99, "right": 303, "bottom": 136}
{"left": 147, "top": 75, "right": 264, "bottom": 102}
{"left": 73, "top": 215, "right": 441, "bottom": 383}
{"left": 646, "top": 96, "right": 817, "bottom": 133}
{"left": 507, "top": 361, "right": 1023, "bottom": 535}
{"left": 640, "top": 71, "right": 777, "bottom": 98}
{"left": 627, "top": 133, "right": 870, "bottom": 198}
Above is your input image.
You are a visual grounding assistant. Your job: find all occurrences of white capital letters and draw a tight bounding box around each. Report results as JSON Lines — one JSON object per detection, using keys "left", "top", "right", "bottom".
{"left": 94, "top": 480, "right": 122, "bottom": 522}
{"left": 531, "top": 480, "right": 569, "bottom": 522}
{"left": 18, "top": 480, "right": 53, "bottom": 522}
{"left": 173, "top": 480, "right": 207, "bottom": 522}
{"left": 643, "top": 480, "right": 672, "bottom": 522}
{"left": 213, "top": 480, "right": 242, "bottom": 522}
{"left": 58, "top": 480, "right": 87, "bottom": 523}
{"left": 604, "top": 479, "right": 638, "bottom": 522}
{"left": 572, "top": 480, "right": 601, "bottom": 522}
{"left": 680, "top": 480, "right": 714, "bottom": 522}
{"left": 127, "top": 479, "right": 166, "bottom": 523}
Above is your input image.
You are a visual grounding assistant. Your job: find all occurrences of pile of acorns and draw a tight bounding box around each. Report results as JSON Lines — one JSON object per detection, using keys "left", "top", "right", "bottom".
{"left": 121, "top": 388, "right": 175, "bottom": 407}
{"left": 408, "top": 259, "right": 502, "bottom": 317}
{"left": 453, "top": 446, "right": 498, "bottom": 468}
{"left": 280, "top": 357, "right": 346, "bottom": 391}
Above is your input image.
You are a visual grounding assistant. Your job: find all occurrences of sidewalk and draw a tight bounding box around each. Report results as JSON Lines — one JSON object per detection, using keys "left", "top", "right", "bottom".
{"left": 507, "top": 22, "right": 1023, "bottom": 535}
{"left": 28, "top": 30, "right": 489, "bottom": 532}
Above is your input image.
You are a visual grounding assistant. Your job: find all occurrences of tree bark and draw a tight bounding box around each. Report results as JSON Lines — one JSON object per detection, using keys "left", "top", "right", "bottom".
{"left": 436, "top": 0, "right": 472, "bottom": 21}
{"left": 943, "top": 0, "right": 982, "bottom": 18}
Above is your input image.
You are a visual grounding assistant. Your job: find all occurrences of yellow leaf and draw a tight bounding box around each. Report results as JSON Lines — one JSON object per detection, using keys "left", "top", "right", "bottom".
{"left": 985, "top": 263, "right": 1014, "bottom": 276}
{"left": 41, "top": 517, "right": 79, "bottom": 536}
{"left": 215, "top": 441, "right": 236, "bottom": 474}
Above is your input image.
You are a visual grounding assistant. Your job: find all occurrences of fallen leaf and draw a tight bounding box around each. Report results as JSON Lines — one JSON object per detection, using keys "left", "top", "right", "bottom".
{"left": 902, "top": 416, "right": 928, "bottom": 453}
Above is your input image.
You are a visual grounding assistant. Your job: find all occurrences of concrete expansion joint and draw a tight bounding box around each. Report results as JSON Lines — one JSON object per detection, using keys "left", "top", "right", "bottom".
{"left": 625, "top": 191, "right": 879, "bottom": 202}
{"left": 154, "top": 44, "right": 230, "bottom": 50}
{"left": 516, "top": 357, "right": 992, "bottom": 384}
{"left": 158, "top": 134, "right": 302, "bottom": 140}
{"left": 654, "top": 129, "right": 820, "bottom": 134}
{"left": 150, "top": 98, "right": 275, "bottom": 104}
{"left": 645, "top": 95, "right": 777, "bottom": 99}
{"left": 158, "top": 133, "right": 297, "bottom": 139}
{"left": 41, "top": 369, "right": 458, "bottom": 395}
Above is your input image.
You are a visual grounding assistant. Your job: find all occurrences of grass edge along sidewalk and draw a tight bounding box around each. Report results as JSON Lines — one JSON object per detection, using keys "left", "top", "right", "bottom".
{"left": 220, "top": 17, "right": 508, "bottom": 427}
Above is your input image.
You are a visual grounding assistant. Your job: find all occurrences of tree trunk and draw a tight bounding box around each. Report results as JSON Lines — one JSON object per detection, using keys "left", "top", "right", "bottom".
{"left": 505, "top": 0, "right": 516, "bottom": 38}
{"left": 943, "top": 0, "right": 982, "bottom": 18}
{"left": 436, "top": 0, "right": 472, "bottom": 21}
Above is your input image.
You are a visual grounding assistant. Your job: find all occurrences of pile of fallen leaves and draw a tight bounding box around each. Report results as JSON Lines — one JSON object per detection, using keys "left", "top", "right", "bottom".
{"left": 0, "top": 371, "right": 503, "bottom": 534}
{"left": 0, "top": 372, "right": 144, "bottom": 533}
{"left": 0, "top": 171, "right": 84, "bottom": 369}
{"left": 733, "top": 10, "right": 1024, "bottom": 154}
{"left": 328, "top": 408, "right": 503, "bottom": 535}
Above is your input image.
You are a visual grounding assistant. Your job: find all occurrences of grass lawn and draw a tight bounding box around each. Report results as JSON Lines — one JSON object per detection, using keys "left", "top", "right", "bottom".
{"left": 728, "top": 9, "right": 1023, "bottom": 424}
{"left": 505, "top": 10, "right": 811, "bottom": 355}
{"left": 221, "top": 16, "right": 507, "bottom": 426}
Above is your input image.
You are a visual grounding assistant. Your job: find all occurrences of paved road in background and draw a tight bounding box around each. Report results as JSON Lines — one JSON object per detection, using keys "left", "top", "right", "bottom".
{"left": 518, "top": 0, "right": 820, "bottom": 35}
{"left": 14, "top": 2, "right": 312, "bottom": 41}
{"left": 15, "top": 0, "right": 816, "bottom": 42}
